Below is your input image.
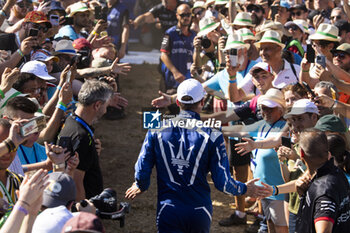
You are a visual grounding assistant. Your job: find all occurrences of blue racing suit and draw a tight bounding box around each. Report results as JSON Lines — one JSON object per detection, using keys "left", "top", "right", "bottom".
{"left": 134, "top": 110, "right": 247, "bottom": 233}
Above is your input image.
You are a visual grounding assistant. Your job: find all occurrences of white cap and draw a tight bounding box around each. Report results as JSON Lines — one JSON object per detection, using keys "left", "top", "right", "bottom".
{"left": 257, "top": 88, "right": 285, "bottom": 109}
{"left": 21, "top": 61, "right": 56, "bottom": 81}
{"left": 32, "top": 205, "right": 73, "bottom": 233}
{"left": 284, "top": 99, "right": 319, "bottom": 119}
{"left": 177, "top": 79, "right": 206, "bottom": 104}
{"left": 31, "top": 49, "right": 59, "bottom": 63}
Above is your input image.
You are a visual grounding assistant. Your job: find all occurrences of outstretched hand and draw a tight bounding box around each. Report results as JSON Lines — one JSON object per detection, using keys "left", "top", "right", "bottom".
{"left": 235, "top": 138, "right": 256, "bottom": 155}
{"left": 111, "top": 58, "right": 132, "bottom": 75}
{"left": 151, "top": 91, "right": 172, "bottom": 108}
{"left": 245, "top": 178, "right": 271, "bottom": 198}
{"left": 125, "top": 182, "right": 142, "bottom": 200}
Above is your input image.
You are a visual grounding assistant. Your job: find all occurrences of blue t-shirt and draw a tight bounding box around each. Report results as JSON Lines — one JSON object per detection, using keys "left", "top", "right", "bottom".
{"left": 246, "top": 119, "right": 287, "bottom": 201}
{"left": 204, "top": 60, "right": 257, "bottom": 108}
{"left": 17, "top": 142, "right": 47, "bottom": 165}
{"left": 55, "top": 25, "right": 81, "bottom": 41}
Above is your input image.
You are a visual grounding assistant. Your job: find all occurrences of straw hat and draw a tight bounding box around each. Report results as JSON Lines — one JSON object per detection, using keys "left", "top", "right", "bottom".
{"left": 255, "top": 30, "right": 285, "bottom": 49}
{"left": 231, "top": 12, "right": 254, "bottom": 27}
{"left": 256, "top": 21, "right": 292, "bottom": 39}
{"left": 224, "top": 32, "right": 250, "bottom": 50}
{"left": 309, "top": 23, "right": 340, "bottom": 42}
{"left": 205, "top": 0, "right": 216, "bottom": 7}
{"left": 285, "top": 19, "right": 309, "bottom": 34}
{"left": 215, "top": 0, "right": 229, "bottom": 5}
{"left": 236, "top": 28, "right": 256, "bottom": 41}
{"left": 257, "top": 88, "right": 286, "bottom": 109}
{"left": 192, "top": 1, "right": 206, "bottom": 11}
{"left": 68, "top": 2, "right": 90, "bottom": 17}
{"left": 197, "top": 17, "right": 220, "bottom": 37}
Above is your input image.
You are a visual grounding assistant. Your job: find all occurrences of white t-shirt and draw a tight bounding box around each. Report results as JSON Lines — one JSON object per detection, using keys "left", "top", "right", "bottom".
{"left": 238, "top": 59, "right": 301, "bottom": 95}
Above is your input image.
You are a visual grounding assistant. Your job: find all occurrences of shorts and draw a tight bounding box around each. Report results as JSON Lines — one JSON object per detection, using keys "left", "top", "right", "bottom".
{"left": 261, "top": 199, "right": 287, "bottom": 227}
{"left": 157, "top": 202, "right": 211, "bottom": 233}
{"left": 229, "top": 138, "right": 251, "bottom": 167}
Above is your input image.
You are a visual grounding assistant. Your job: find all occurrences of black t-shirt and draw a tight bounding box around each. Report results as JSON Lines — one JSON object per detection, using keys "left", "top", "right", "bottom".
{"left": 58, "top": 114, "right": 103, "bottom": 199}
{"left": 149, "top": 2, "right": 185, "bottom": 32}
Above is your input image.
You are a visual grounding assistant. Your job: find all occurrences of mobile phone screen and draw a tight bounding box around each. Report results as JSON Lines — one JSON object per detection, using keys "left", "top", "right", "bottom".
{"left": 306, "top": 44, "right": 315, "bottom": 63}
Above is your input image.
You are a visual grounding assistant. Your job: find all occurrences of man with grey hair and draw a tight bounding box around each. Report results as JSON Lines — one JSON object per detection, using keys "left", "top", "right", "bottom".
{"left": 58, "top": 80, "right": 113, "bottom": 201}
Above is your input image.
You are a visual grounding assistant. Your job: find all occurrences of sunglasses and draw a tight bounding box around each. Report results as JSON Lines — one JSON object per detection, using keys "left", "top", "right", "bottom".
{"left": 291, "top": 11, "right": 303, "bottom": 16}
{"left": 330, "top": 15, "right": 342, "bottom": 20}
{"left": 333, "top": 52, "right": 347, "bottom": 59}
{"left": 31, "top": 23, "right": 48, "bottom": 33}
{"left": 179, "top": 13, "right": 191, "bottom": 18}
{"left": 286, "top": 25, "right": 300, "bottom": 31}
{"left": 247, "top": 7, "right": 261, "bottom": 13}
{"left": 193, "top": 9, "right": 204, "bottom": 16}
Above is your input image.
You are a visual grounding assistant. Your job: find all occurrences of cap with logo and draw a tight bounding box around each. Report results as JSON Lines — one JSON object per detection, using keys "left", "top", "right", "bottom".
{"left": 284, "top": 99, "right": 319, "bottom": 119}
{"left": 42, "top": 172, "right": 77, "bottom": 208}
{"left": 72, "top": 38, "right": 92, "bottom": 50}
{"left": 249, "top": 62, "right": 273, "bottom": 76}
{"left": 62, "top": 212, "right": 105, "bottom": 233}
{"left": 177, "top": 79, "right": 206, "bottom": 104}
{"left": 257, "top": 88, "right": 285, "bottom": 109}
{"left": 20, "top": 61, "right": 56, "bottom": 81}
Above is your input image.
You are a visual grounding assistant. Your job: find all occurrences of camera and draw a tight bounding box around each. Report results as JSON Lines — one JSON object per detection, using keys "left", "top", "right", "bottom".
{"left": 81, "top": 188, "right": 130, "bottom": 228}
{"left": 201, "top": 35, "right": 212, "bottom": 49}
{"left": 76, "top": 49, "right": 91, "bottom": 69}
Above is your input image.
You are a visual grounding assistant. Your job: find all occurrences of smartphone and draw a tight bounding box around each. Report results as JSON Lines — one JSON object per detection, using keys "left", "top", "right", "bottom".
{"left": 57, "top": 136, "right": 80, "bottom": 156}
{"left": 101, "top": 7, "right": 108, "bottom": 21}
{"left": 70, "top": 55, "right": 79, "bottom": 66}
{"left": 316, "top": 55, "right": 326, "bottom": 68}
{"left": 306, "top": 44, "right": 315, "bottom": 63}
{"left": 271, "top": 6, "right": 278, "bottom": 20}
{"left": 281, "top": 136, "right": 292, "bottom": 148}
{"left": 95, "top": 6, "right": 102, "bottom": 19}
{"left": 228, "top": 48, "right": 237, "bottom": 67}
{"left": 50, "top": 14, "right": 59, "bottom": 27}
{"left": 60, "top": 17, "right": 74, "bottom": 26}
{"left": 302, "top": 81, "right": 316, "bottom": 98}
{"left": 29, "top": 28, "right": 39, "bottom": 37}
{"left": 20, "top": 116, "right": 46, "bottom": 137}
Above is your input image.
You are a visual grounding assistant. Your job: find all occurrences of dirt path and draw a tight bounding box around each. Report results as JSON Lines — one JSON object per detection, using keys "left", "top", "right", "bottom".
{"left": 95, "top": 64, "right": 254, "bottom": 232}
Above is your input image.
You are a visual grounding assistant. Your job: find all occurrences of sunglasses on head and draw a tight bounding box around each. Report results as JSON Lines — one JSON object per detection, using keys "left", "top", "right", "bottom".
{"left": 31, "top": 23, "right": 48, "bottom": 33}
{"left": 291, "top": 11, "right": 302, "bottom": 16}
{"left": 333, "top": 52, "right": 347, "bottom": 59}
{"left": 179, "top": 13, "right": 191, "bottom": 18}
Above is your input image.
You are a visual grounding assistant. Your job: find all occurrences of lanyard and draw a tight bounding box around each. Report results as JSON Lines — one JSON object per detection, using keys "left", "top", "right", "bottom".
{"left": 73, "top": 116, "right": 94, "bottom": 138}
{"left": 243, "top": 60, "right": 251, "bottom": 77}
{"left": 19, "top": 145, "right": 38, "bottom": 164}
{"left": 0, "top": 179, "right": 13, "bottom": 205}
{"left": 254, "top": 120, "right": 279, "bottom": 157}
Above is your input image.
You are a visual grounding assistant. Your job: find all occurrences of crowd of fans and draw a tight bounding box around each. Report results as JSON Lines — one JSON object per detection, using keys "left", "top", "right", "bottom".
{"left": 136, "top": 0, "right": 350, "bottom": 233}
{"left": 0, "top": 0, "right": 349, "bottom": 232}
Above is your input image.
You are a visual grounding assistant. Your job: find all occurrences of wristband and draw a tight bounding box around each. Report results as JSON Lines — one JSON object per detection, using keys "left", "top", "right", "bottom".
{"left": 57, "top": 86, "right": 62, "bottom": 91}
{"left": 229, "top": 75, "right": 236, "bottom": 80}
{"left": 56, "top": 103, "right": 67, "bottom": 112}
{"left": 229, "top": 79, "right": 237, "bottom": 84}
{"left": 0, "top": 10, "right": 7, "bottom": 18}
{"left": 170, "top": 95, "right": 176, "bottom": 104}
{"left": 17, "top": 49, "right": 24, "bottom": 57}
{"left": 54, "top": 163, "right": 65, "bottom": 170}
{"left": 4, "top": 139, "right": 17, "bottom": 153}
{"left": 302, "top": 69, "right": 309, "bottom": 73}
{"left": 14, "top": 205, "right": 28, "bottom": 215}
{"left": 272, "top": 185, "right": 276, "bottom": 195}
{"left": 0, "top": 89, "right": 5, "bottom": 99}
{"left": 58, "top": 101, "right": 67, "bottom": 108}
{"left": 92, "top": 31, "right": 99, "bottom": 36}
